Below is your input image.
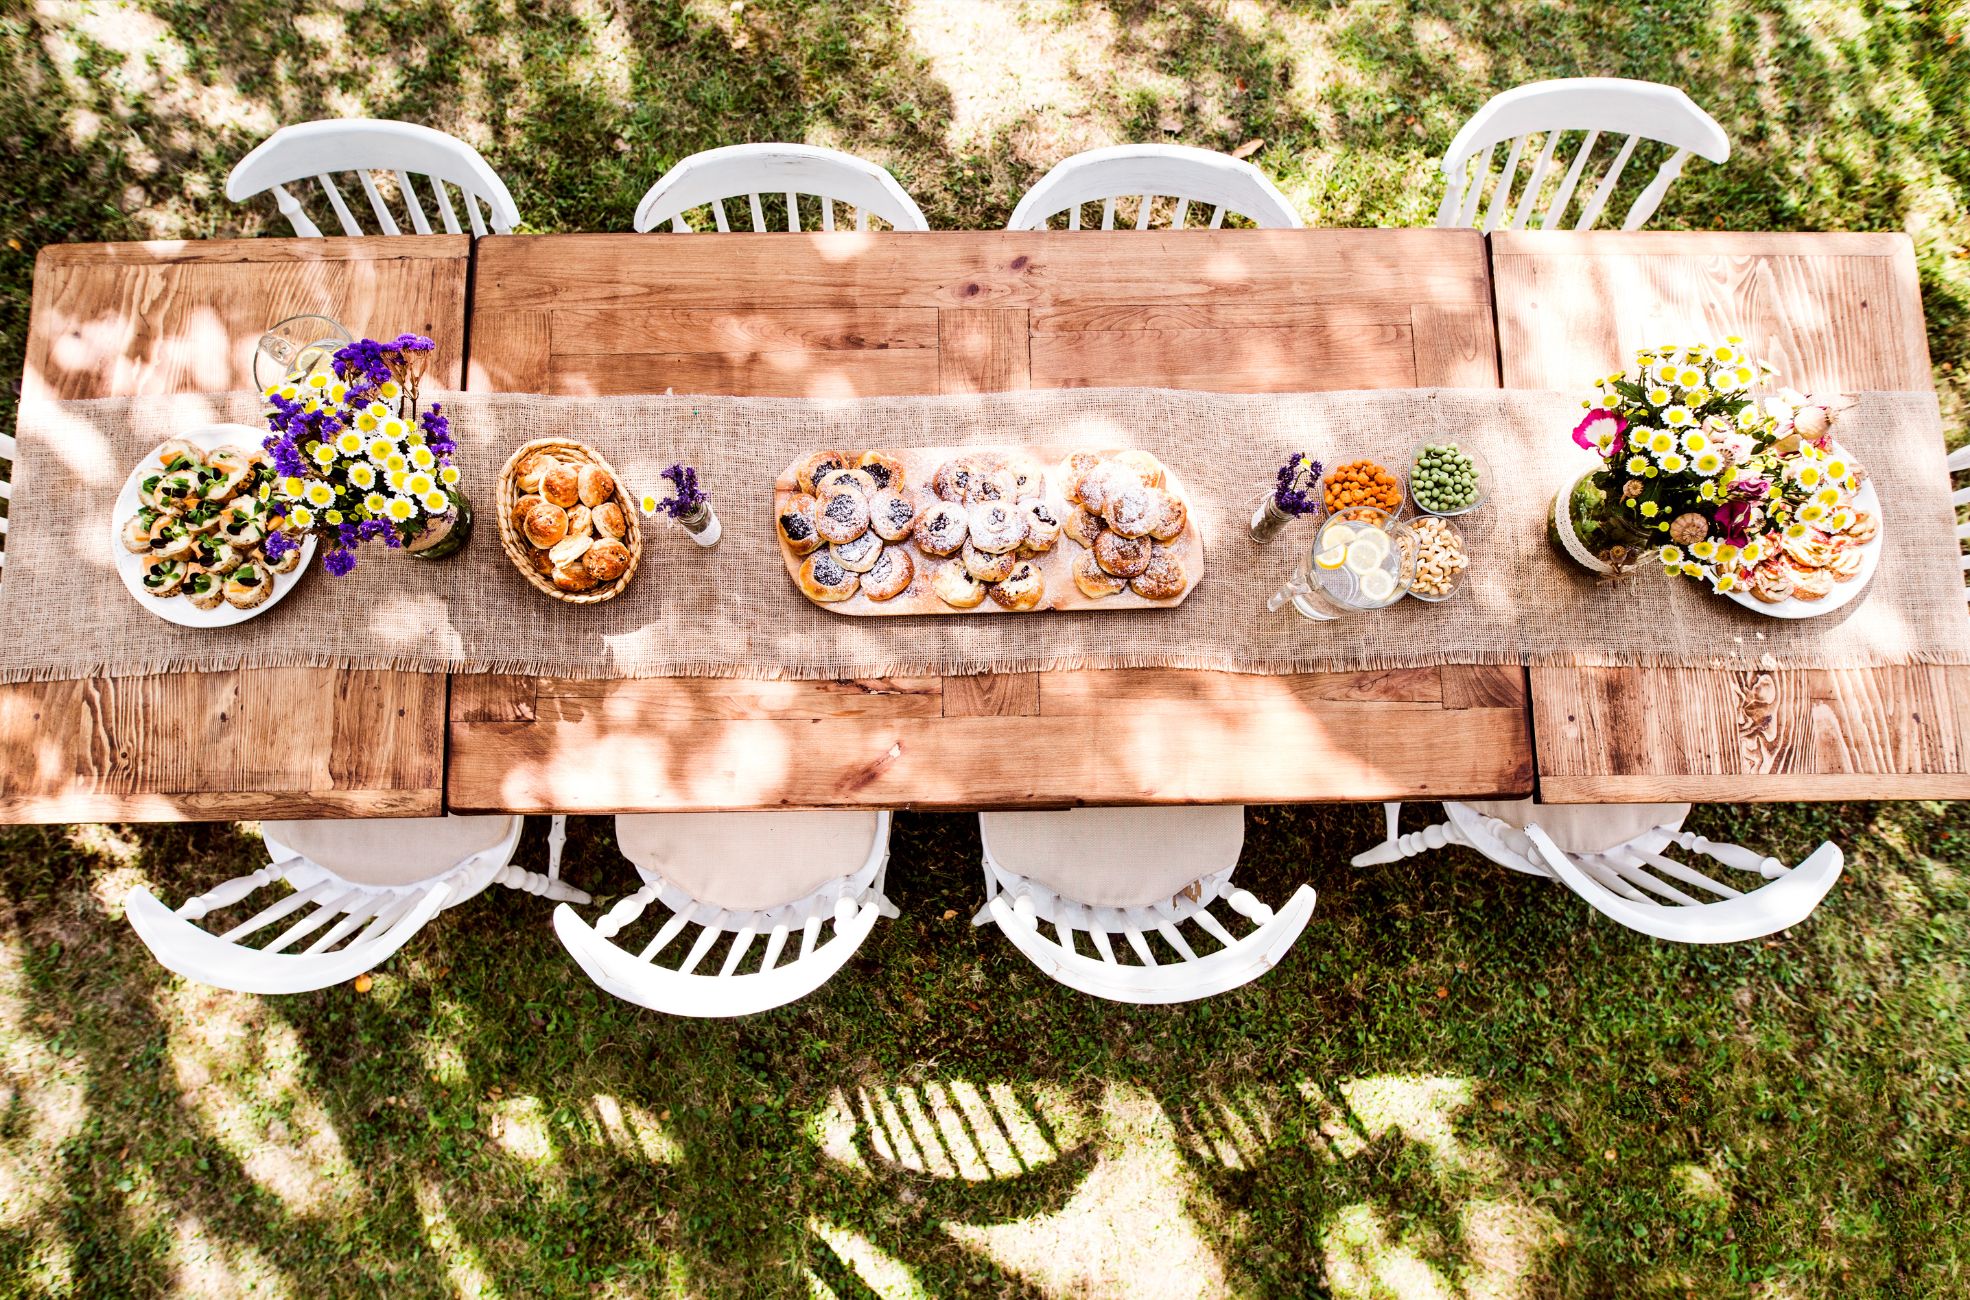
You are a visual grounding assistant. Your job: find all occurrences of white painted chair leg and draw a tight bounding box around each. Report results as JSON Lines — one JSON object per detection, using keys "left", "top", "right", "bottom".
{"left": 546, "top": 814, "right": 568, "bottom": 884}
{"left": 1351, "top": 807, "right": 1467, "bottom": 866}
{"left": 493, "top": 864, "right": 592, "bottom": 906}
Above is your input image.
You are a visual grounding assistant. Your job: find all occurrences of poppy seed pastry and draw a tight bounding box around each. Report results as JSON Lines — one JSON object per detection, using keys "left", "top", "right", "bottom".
{"left": 516, "top": 450, "right": 561, "bottom": 493}
{"left": 870, "top": 488, "right": 922, "bottom": 542}
{"left": 962, "top": 540, "right": 1018, "bottom": 583}
{"left": 931, "top": 560, "right": 987, "bottom": 608}
{"left": 797, "top": 450, "right": 851, "bottom": 495}
{"left": 832, "top": 530, "right": 884, "bottom": 574}
{"left": 565, "top": 504, "right": 593, "bottom": 539}
{"left": 932, "top": 458, "right": 980, "bottom": 503}
{"left": 857, "top": 451, "right": 906, "bottom": 492}
{"left": 913, "top": 501, "right": 968, "bottom": 557}
{"left": 967, "top": 501, "right": 1025, "bottom": 555}
{"left": 817, "top": 467, "right": 878, "bottom": 500}
{"left": 815, "top": 489, "right": 872, "bottom": 545}
{"left": 551, "top": 561, "right": 598, "bottom": 593}
{"left": 799, "top": 550, "right": 860, "bottom": 602}
{"left": 861, "top": 545, "right": 914, "bottom": 601}
{"left": 1018, "top": 499, "right": 1061, "bottom": 555}
{"left": 989, "top": 560, "right": 1045, "bottom": 611}
{"left": 776, "top": 493, "right": 822, "bottom": 556}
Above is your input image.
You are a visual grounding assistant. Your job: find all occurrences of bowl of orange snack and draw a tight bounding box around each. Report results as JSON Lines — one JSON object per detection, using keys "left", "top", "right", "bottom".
{"left": 1321, "top": 459, "right": 1405, "bottom": 516}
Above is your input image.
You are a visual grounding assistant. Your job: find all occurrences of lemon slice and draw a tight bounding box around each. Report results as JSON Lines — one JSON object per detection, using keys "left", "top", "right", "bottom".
{"left": 1320, "top": 522, "right": 1358, "bottom": 548}
{"left": 1313, "top": 544, "right": 1349, "bottom": 570}
{"left": 1358, "top": 569, "right": 1397, "bottom": 602}
{"left": 1347, "top": 528, "right": 1390, "bottom": 563}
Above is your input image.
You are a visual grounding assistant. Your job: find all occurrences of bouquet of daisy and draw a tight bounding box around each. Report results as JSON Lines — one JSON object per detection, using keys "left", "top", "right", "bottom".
{"left": 259, "top": 334, "right": 466, "bottom": 574}
{"left": 1567, "top": 339, "right": 1859, "bottom": 595}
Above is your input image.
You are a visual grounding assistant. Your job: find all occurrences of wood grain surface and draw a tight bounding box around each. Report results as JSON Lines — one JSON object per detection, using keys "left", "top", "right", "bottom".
{"left": 450, "top": 228, "right": 1530, "bottom": 811}
{"left": 773, "top": 445, "right": 1204, "bottom": 616}
{"left": 1494, "top": 230, "right": 1967, "bottom": 802}
{"left": 3, "top": 237, "right": 465, "bottom": 823}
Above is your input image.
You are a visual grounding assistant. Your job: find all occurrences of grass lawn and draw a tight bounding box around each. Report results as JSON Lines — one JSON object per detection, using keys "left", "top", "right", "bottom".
{"left": 1, "top": 1, "right": 1968, "bottom": 1295}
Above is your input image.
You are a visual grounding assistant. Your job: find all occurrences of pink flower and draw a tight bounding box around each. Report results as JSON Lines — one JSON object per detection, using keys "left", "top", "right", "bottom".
{"left": 1573, "top": 409, "right": 1627, "bottom": 455}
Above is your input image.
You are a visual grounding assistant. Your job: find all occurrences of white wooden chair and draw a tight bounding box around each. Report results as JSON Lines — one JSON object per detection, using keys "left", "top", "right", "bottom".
{"left": 1435, "top": 78, "right": 1729, "bottom": 232}
{"left": 1353, "top": 800, "right": 1842, "bottom": 944}
{"left": 124, "top": 814, "right": 587, "bottom": 994}
{"left": 225, "top": 119, "right": 520, "bottom": 237}
{"left": 553, "top": 811, "right": 896, "bottom": 1017}
{"left": 1949, "top": 442, "right": 1969, "bottom": 602}
{"left": 1007, "top": 143, "right": 1302, "bottom": 231}
{"left": 975, "top": 807, "right": 1316, "bottom": 1004}
{"left": 632, "top": 143, "right": 929, "bottom": 233}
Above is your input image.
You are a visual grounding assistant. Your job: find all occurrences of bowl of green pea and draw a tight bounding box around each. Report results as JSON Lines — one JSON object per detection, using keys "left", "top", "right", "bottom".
{"left": 1406, "top": 439, "right": 1488, "bottom": 517}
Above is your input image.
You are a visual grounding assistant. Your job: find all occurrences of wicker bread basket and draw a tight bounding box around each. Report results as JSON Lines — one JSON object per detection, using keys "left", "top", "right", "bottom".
{"left": 496, "top": 437, "right": 643, "bottom": 604}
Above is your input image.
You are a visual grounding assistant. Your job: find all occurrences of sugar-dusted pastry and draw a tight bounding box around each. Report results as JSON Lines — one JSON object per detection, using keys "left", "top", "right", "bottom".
{"left": 1750, "top": 562, "right": 1794, "bottom": 604}
{"left": 1129, "top": 543, "right": 1188, "bottom": 600}
{"left": 931, "top": 560, "right": 987, "bottom": 609}
{"left": 970, "top": 468, "right": 1017, "bottom": 503}
{"left": 154, "top": 438, "right": 205, "bottom": 471}
{"left": 121, "top": 512, "right": 157, "bottom": 554}
{"left": 585, "top": 538, "right": 632, "bottom": 583}
{"left": 797, "top": 450, "right": 851, "bottom": 495}
{"left": 799, "top": 550, "right": 860, "bottom": 602}
{"left": 542, "top": 463, "right": 581, "bottom": 508}
{"left": 548, "top": 534, "right": 593, "bottom": 568}
{"left": 523, "top": 501, "right": 570, "bottom": 550}
{"left": 817, "top": 467, "right": 878, "bottom": 500}
{"left": 1064, "top": 505, "right": 1106, "bottom": 550}
{"left": 1113, "top": 449, "right": 1164, "bottom": 488}
{"left": 857, "top": 451, "right": 906, "bottom": 493}
{"left": 869, "top": 488, "right": 921, "bottom": 542}
{"left": 913, "top": 501, "right": 968, "bottom": 557}
{"left": 516, "top": 450, "right": 561, "bottom": 494}
{"left": 989, "top": 560, "right": 1045, "bottom": 611}
{"left": 223, "top": 562, "right": 271, "bottom": 609}
{"left": 141, "top": 556, "right": 186, "bottom": 598}
{"left": 1093, "top": 529, "right": 1152, "bottom": 578}
{"left": 551, "top": 561, "right": 598, "bottom": 593}
{"left": 1064, "top": 451, "right": 1101, "bottom": 485}
{"left": 592, "top": 501, "right": 628, "bottom": 540}
{"left": 1789, "top": 564, "right": 1834, "bottom": 601}
{"left": 1070, "top": 462, "right": 1133, "bottom": 512}
{"left": 182, "top": 568, "right": 226, "bottom": 611}
{"left": 1103, "top": 482, "right": 1158, "bottom": 539}
{"left": 1073, "top": 550, "right": 1126, "bottom": 598}
{"left": 1827, "top": 548, "right": 1865, "bottom": 582}
{"left": 1019, "top": 499, "right": 1062, "bottom": 555}
{"left": 577, "top": 464, "right": 616, "bottom": 508}
{"left": 1147, "top": 488, "right": 1187, "bottom": 542}
{"left": 832, "top": 531, "right": 884, "bottom": 574}
{"left": 815, "top": 489, "right": 871, "bottom": 545}
{"left": 967, "top": 500, "right": 1024, "bottom": 555}
{"left": 776, "top": 492, "right": 822, "bottom": 556}
{"left": 932, "top": 458, "right": 980, "bottom": 503}
{"left": 565, "top": 504, "right": 593, "bottom": 539}
{"left": 862, "top": 545, "right": 914, "bottom": 601}
{"left": 1007, "top": 458, "right": 1046, "bottom": 501}
{"left": 962, "top": 540, "right": 1018, "bottom": 583}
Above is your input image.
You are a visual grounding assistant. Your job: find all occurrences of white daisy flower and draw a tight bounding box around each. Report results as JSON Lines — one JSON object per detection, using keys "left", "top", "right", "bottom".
{"left": 280, "top": 475, "right": 307, "bottom": 499}
{"left": 406, "top": 472, "right": 435, "bottom": 497}
{"left": 421, "top": 489, "right": 449, "bottom": 513}
{"left": 1658, "top": 452, "right": 1687, "bottom": 474}
{"left": 1799, "top": 503, "right": 1827, "bottom": 524}
{"left": 382, "top": 417, "right": 409, "bottom": 440}
{"left": 304, "top": 482, "right": 336, "bottom": 508}
{"left": 386, "top": 497, "right": 416, "bottom": 523}
{"left": 288, "top": 506, "right": 315, "bottom": 530}
{"left": 438, "top": 465, "right": 460, "bottom": 486}
{"left": 363, "top": 492, "right": 388, "bottom": 515}
{"left": 1681, "top": 430, "right": 1709, "bottom": 453}
{"left": 1693, "top": 450, "right": 1724, "bottom": 476}
{"left": 335, "top": 430, "right": 365, "bottom": 455}
{"left": 1663, "top": 406, "right": 1693, "bottom": 428}
{"left": 409, "top": 445, "right": 436, "bottom": 470}
{"left": 1658, "top": 545, "right": 1684, "bottom": 566}
{"left": 348, "top": 463, "right": 377, "bottom": 490}
{"left": 310, "top": 443, "right": 338, "bottom": 468}
{"left": 1691, "top": 540, "right": 1717, "bottom": 560}
{"left": 355, "top": 410, "right": 380, "bottom": 432}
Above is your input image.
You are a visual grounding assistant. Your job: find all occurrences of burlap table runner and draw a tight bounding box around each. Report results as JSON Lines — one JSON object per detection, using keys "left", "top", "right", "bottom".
{"left": 4, "top": 388, "right": 1965, "bottom": 684}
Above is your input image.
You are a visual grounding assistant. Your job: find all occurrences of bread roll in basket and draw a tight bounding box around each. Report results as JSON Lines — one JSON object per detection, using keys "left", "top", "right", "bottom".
{"left": 496, "top": 437, "right": 642, "bottom": 604}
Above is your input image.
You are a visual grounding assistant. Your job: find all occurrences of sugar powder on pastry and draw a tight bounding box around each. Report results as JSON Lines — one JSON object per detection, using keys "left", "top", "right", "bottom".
{"left": 1146, "top": 488, "right": 1186, "bottom": 542}
{"left": 967, "top": 501, "right": 1025, "bottom": 555}
{"left": 832, "top": 531, "right": 883, "bottom": 573}
{"left": 913, "top": 501, "right": 968, "bottom": 557}
{"left": 862, "top": 546, "right": 914, "bottom": 601}
{"left": 1073, "top": 550, "right": 1126, "bottom": 598}
{"left": 1103, "top": 482, "right": 1158, "bottom": 538}
{"left": 1019, "top": 499, "right": 1062, "bottom": 555}
{"left": 817, "top": 466, "right": 878, "bottom": 500}
{"left": 776, "top": 492, "right": 822, "bottom": 556}
{"left": 1129, "top": 542, "right": 1187, "bottom": 600}
{"left": 799, "top": 551, "right": 860, "bottom": 602}
{"left": 815, "top": 489, "right": 871, "bottom": 545}
{"left": 870, "top": 488, "right": 922, "bottom": 541}
{"left": 796, "top": 450, "right": 851, "bottom": 495}
{"left": 1093, "top": 529, "right": 1152, "bottom": 578}
{"left": 989, "top": 560, "right": 1045, "bottom": 611}
{"left": 1064, "top": 505, "right": 1107, "bottom": 549}
{"left": 962, "top": 540, "right": 1018, "bottom": 583}
{"left": 931, "top": 560, "right": 987, "bottom": 608}
{"left": 1113, "top": 449, "right": 1164, "bottom": 488}
{"left": 857, "top": 451, "right": 906, "bottom": 492}
{"left": 932, "top": 458, "right": 979, "bottom": 503}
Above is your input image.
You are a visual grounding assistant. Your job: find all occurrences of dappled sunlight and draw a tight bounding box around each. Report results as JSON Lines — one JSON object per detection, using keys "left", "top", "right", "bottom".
{"left": 169, "top": 1213, "right": 294, "bottom": 1300}
{"left": 835, "top": 1078, "right": 1089, "bottom": 1181}
{"left": 806, "top": 1219, "right": 925, "bottom": 1299}
{"left": 488, "top": 1095, "right": 553, "bottom": 1163}
{"left": 159, "top": 983, "right": 356, "bottom": 1215}
{"left": 0, "top": 937, "right": 88, "bottom": 1232}
{"left": 1334, "top": 1074, "right": 1498, "bottom": 1176}
{"left": 414, "top": 1179, "right": 500, "bottom": 1300}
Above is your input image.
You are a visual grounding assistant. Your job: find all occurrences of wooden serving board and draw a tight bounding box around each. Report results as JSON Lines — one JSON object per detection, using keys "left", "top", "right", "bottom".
{"left": 774, "top": 445, "right": 1206, "bottom": 616}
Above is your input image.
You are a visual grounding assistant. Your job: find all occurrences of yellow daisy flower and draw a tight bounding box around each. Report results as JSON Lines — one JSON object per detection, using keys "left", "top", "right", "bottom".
{"left": 1646, "top": 386, "right": 1672, "bottom": 406}
{"left": 421, "top": 489, "right": 450, "bottom": 513}
{"left": 348, "top": 464, "right": 377, "bottom": 490}
{"left": 439, "top": 465, "right": 460, "bottom": 486}
{"left": 409, "top": 446, "right": 436, "bottom": 470}
{"left": 304, "top": 482, "right": 336, "bottom": 508}
{"left": 386, "top": 497, "right": 416, "bottom": 522}
{"left": 363, "top": 492, "right": 388, "bottom": 515}
{"left": 1662, "top": 406, "right": 1692, "bottom": 428}
{"left": 335, "top": 431, "right": 364, "bottom": 455}
{"left": 406, "top": 472, "right": 435, "bottom": 497}
{"left": 288, "top": 506, "right": 314, "bottom": 530}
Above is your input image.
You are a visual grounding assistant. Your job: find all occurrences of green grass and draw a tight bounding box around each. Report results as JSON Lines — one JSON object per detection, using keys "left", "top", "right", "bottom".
{"left": 1, "top": 1, "right": 1968, "bottom": 1294}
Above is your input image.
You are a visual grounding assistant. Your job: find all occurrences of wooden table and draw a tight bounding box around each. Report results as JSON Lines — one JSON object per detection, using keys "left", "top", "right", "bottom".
{"left": 1, "top": 237, "right": 466, "bottom": 821}
{"left": 1494, "top": 231, "right": 1970, "bottom": 802}
{"left": 450, "top": 230, "right": 1534, "bottom": 812}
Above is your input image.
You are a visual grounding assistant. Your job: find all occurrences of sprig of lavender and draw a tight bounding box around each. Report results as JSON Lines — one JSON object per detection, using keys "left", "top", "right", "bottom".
{"left": 656, "top": 463, "right": 708, "bottom": 519}
{"left": 1273, "top": 452, "right": 1323, "bottom": 515}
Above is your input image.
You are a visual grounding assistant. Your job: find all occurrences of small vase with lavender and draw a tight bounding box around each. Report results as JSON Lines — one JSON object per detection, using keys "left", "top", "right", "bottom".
{"left": 641, "top": 463, "right": 720, "bottom": 547}
{"left": 1249, "top": 452, "right": 1324, "bottom": 543}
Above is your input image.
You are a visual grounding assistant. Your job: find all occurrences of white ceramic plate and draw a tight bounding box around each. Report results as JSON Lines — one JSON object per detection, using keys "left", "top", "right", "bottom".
{"left": 1723, "top": 443, "right": 1881, "bottom": 620}
{"left": 108, "top": 423, "right": 315, "bottom": 628}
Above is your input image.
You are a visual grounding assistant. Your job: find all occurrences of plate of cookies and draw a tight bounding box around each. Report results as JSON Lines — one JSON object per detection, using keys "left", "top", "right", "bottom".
{"left": 774, "top": 446, "right": 1202, "bottom": 615}
{"left": 108, "top": 425, "right": 314, "bottom": 628}
{"left": 495, "top": 438, "right": 642, "bottom": 603}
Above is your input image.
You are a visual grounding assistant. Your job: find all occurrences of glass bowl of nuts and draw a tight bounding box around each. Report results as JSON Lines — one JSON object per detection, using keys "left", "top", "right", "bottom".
{"left": 1405, "top": 515, "right": 1470, "bottom": 602}
{"left": 1406, "top": 439, "right": 1489, "bottom": 517}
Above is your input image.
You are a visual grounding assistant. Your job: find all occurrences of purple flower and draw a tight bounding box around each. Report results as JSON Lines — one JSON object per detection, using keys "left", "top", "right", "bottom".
{"left": 264, "top": 531, "right": 293, "bottom": 562}
{"left": 1714, "top": 498, "right": 1759, "bottom": 547}
{"left": 322, "top": 546, "right": 357, "bottom": 577}
{"left": 658, "top": 463, "right": 709, "bottom": 518}
{"left": 1272, "top": 452, "right": 1323, "bottom": 516}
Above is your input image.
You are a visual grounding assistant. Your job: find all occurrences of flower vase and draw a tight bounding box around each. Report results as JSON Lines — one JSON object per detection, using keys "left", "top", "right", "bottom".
{"left": 1547, "top": 470, "right": 1651, "bottom": 577}
{"left": 406, "top": 488, "right": 473, "bottom": 561}
{"left": 1248, "top": 492, "right": 1300, "bottom": 544}
{"left": 676, "top": 502, "right": 721, "bottom": 548}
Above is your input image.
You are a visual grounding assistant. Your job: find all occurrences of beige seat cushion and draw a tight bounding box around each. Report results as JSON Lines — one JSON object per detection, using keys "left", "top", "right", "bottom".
{"left": 1460, "top": 799, "right": 1690, "bottom": 855}
{"left": 266, "top": 815, "right": 517, "bottom": 886}
{"left": 615, "top": 812, "right": 883, "bottom": 912}
{"left": 980, "top": 806, "right": 1245, "bottom": 908}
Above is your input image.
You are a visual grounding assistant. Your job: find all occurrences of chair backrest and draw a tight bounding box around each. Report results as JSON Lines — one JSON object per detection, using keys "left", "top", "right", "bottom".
{"left": 1435, "top": 78, "right": 1729, "bottom": 232}
{"left": 1950, "top": 444, "right": 1970, "bottom": 602}
{"left": 632, "top": 143, "right": 929, "bottom": 234}
{"left": 985, "top": 871, "right": 1316, "bottom": 1004}
{"left": 1007, "top": 144, "right": 1302, "bottom": 231}
{"left": 1522, "top": 824, "right": 1843, "bottom": 944}
{"left": 124, "top": 867, "right": 453, "bottom": 994}
{"left": 226, "top": 119, "right": 520, "bottom": 237}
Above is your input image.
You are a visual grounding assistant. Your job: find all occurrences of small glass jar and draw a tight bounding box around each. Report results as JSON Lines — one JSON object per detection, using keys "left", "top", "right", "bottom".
{"left": 253, "top": 314, "right": 351, "bottom": 392}
{"left": 1548, "top": 469, "right": 1651, "bottom": 577}
{"left": 1247, "top": 489, "right": 1315, "bottom": 544}
{"left": 675, "top": 501, "right": 721, "bottom": 548}
{"left": 406, "top": 488, "right": 473, "bottom": 561}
